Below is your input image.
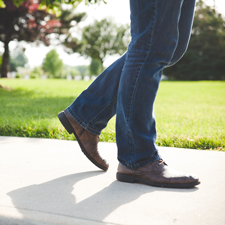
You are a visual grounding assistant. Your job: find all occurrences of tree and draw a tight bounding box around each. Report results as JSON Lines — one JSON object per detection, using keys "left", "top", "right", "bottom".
{"left": 0, "top": 0, "right": 106, "bottom": 78}
{"left": 8, "top": 0, "right": 105, "bottom": 8}
{"left": 64, "top": 18, "right": 130, "bottom": 70}
{"left": 10, "top": 47, "right": 28, "bottom": 72}
{"left": 61, "top": 65, "right": 81, "bottom": 79}
{"left": 75, "top": 65, "right": 89, "bottom": 79}
{"left": 164, "top": 0, "right": 225, "bottom": 80}
{"left": 51, "top": 7, "right": 86, "bottom": 47}
{"left": 70, "top": 67, "right": 80, "bottom": 77}
{"left": 89, "top": 58, "right": 101, "bottom": 75}
{"left": 30, "top": 66, "right": 44, "bottom": 79}
{"left": 0, "top": 0, "right": 61, "bottom": 78}
{"left": 42, "top": 49, "right": 63, "bottom": 78}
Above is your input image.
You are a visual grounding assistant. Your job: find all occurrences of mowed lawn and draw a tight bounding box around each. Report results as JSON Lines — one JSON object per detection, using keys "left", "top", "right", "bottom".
{"left": 0, "top": 79, "right": 224, "bottom": 151}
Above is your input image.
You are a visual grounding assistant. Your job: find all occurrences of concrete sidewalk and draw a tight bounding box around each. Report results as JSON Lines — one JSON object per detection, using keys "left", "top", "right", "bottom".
{"left": 0, "top": 136, "right": 225, "bottom": 225}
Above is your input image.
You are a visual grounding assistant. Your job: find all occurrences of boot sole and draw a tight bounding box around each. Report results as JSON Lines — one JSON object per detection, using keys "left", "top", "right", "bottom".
{"left": 58, "top": 111, "right": 108, "bottom": 171}
{"left": 116, "top": 172, "right": 200, "bottom": 188}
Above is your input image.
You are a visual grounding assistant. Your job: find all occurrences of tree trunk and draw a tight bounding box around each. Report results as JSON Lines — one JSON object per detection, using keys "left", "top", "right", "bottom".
{"left": 0, "top": 41, "right": 10, "bottom": 78}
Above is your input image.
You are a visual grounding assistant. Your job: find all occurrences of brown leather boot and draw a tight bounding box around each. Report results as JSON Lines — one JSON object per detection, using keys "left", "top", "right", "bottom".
{"left": 58, "top": 109, "right": 109, "bottom": 171}
{"left": 117, "top": 160, "right": 200, "bottom": 188}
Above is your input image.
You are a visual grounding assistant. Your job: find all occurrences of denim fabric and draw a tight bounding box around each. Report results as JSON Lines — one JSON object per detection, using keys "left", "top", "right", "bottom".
{"left": 67, "top": 0, "right": 196, "bottom": 169}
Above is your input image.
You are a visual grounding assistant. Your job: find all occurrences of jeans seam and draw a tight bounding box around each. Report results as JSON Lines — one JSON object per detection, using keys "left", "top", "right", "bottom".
{"left": 119, "top": 152, "right": 161, "bottom": 170}
{"left": 67, "top": 107, "right": 101, "bottom": 135}
{"left": 166, "top": 0, "right": 185, "bottom": 66}
{"left": 126, "top": 0, "right": 157, "bottom": 164}
{"left": 90, "top": 94, "right": 117, "bottom": 124}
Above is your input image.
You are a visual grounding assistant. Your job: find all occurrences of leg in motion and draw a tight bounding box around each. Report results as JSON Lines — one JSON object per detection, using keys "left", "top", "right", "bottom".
{"left": 58, "top": 0, "right": 200, "bottom": 188}
{"left": 116, "top": 0, "right": 200, "bottom": 188}
{"left": 58, "top": 54, "right": 127, "bottom": 171}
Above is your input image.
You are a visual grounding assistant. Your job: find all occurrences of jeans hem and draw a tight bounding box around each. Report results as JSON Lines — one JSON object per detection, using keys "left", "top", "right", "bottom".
{"left": 67, "top": 107, "right": 101, "bottom": 136}
{"left": 118, "top": 153, "right": 162, "bottom": 170}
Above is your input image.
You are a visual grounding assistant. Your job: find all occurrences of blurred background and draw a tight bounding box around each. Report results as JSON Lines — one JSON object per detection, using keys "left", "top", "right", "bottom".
{"left": 0, "top": 0, "right": 224, "bottom": 151}
{"left": 0, "top": 0, "right": 225, "bottom": 80}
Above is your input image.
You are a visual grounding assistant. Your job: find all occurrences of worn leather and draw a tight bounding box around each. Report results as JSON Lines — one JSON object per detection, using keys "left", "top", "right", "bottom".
{"left": 64, "top": 109, "right": 109, "bottom": 170}
{"left": 118, "top": 160, "right": 199, "bottom": 185}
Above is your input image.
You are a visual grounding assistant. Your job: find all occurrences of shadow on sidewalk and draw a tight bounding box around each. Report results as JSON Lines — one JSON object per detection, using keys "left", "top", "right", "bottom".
{"left": 7, "top": 170, "right": 199, "bottom": 223}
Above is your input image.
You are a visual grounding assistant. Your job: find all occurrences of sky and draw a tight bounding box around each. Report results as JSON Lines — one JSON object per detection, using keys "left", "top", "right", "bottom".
{"left": 1, "top": 0, "right": 225, "bottom": 69}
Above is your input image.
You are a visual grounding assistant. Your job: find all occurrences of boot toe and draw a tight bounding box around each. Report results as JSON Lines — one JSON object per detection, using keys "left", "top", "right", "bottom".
{"left": 102, "top": 159, "right": 109, "bottom": 171}
{"left": 189, "top": 174, "right": 199, "bottom": 182}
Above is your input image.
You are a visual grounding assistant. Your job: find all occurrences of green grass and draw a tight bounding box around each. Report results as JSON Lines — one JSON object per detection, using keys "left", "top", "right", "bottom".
{"left": 0, "top": 79, "right": 224, "bottom": 151}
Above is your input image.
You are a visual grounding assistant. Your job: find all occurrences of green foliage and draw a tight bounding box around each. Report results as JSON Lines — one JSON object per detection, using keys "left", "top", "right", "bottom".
{"left": 74, "top": 65, "right": 89, "bottom": 79}
{"left": 0, "top": 79, "right": 224, "bottom": 151}
{"left": 89, "top": 58, "right": 101, "bottom": 75}
{"left": 67, "top": 18, "right": 130, "bottom": 68}
{"left": 70, "top": 67, "right": 80, "bottom": 76}
{"left": 15, "top": 74, "right": 21, "bottom": 78}
{"left": 165, "top": 0, "right": 225, "bottom": 80}
{"left": 0, "top": 0, "right": 61, "bottom": 77}
{"left": 6, "top": 0, "right": 106, "bottom": 9}
{"left": 42, "top": 49, "right": 63, "bottom": 78}
{"left": 9, "top": 59, "right": 17, "bottom": 72}
{"left": 82, "top": 18, "right": 129, "bottom": 64}
{"left": 58, "top": 8, "right": 86, "bottom": 32}
{"left": 0, "top": 0, "right": 5, "bottom": 8}
{"left": 10, "top": 47, "right": 28, "bottom": 72}
{"left": 61, "top": 66, "right": 81, "bottom": 79}
{"left": 37, "top": 0, "right": 106, "bottom": 9}
{"left": 30, "top": 67, "right": 44, "bottom": 79}
{"left": 53, "top": 8, "right": 86, "bottom": 48}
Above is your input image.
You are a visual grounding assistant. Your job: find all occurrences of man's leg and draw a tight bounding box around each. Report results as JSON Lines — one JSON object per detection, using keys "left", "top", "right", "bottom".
{"left": 168, "top": 0, "right": 196, "bottom": 67}
{"left": 65, "top": 54, "right": 125, "bottom": 135}
{"left": 62, "top": 0, "right": 195, "bottom": 136}
{"left": 58, "top": 54, "right": 126, "bottom": 171}
{"left": 116, "top": 0, "right": 199, "bottom": 188}
{"left": 116, "top": 0, "right": 191, "bottom": 168}
{"left": 59, "top": 0, "right": 198, "bottom": 181}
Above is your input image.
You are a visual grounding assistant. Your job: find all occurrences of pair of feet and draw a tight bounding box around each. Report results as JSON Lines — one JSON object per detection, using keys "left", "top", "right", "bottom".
{"left": 58, "top": 109, "right": 200, "bottom": 188}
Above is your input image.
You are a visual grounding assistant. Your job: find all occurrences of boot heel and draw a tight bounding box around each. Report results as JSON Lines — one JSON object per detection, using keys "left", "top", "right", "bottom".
{"left": 116, "top": 172, "right": 136, "bottom": 183}
{"left": 58, "top": 111, "right": 74, "bottom": 134}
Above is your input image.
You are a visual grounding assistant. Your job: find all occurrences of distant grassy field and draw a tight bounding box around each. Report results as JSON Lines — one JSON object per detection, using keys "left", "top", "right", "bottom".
{"left": 0, "top": 79, "right": 224, "bottom": 151}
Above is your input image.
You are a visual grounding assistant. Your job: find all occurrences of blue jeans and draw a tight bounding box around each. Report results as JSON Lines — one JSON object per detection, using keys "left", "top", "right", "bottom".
{"left": 67, "top": 0, "right": 196, "bottom": 169}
